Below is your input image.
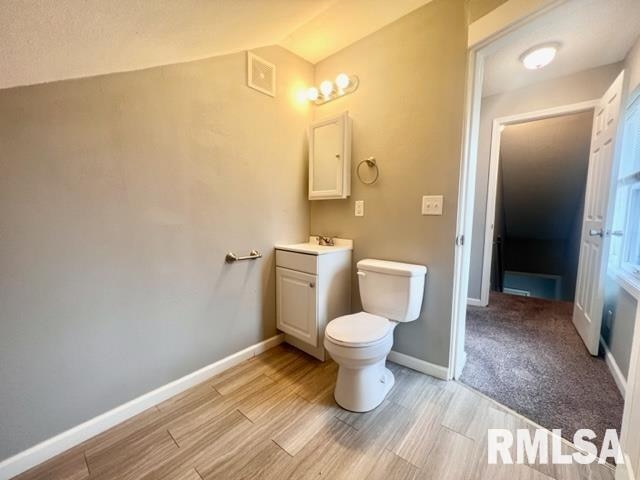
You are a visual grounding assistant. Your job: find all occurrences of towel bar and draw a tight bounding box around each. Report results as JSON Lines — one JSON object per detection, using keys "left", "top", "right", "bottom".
{"left": 225, "top": 250, "right": 262, "bottom": 263}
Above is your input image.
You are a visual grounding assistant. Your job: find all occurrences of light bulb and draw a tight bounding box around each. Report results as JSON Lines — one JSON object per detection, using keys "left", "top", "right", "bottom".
{"left": 335, "top": 73, "right": 350, "bottom": 90}
{"left": 306, "top": 87, "right": 319, "bottom": 101}
{"left": 521, "top": 46, "right": 557, "bottom": 70}
{"left": 320, "top": 80, "right": 334, "bottom": 99}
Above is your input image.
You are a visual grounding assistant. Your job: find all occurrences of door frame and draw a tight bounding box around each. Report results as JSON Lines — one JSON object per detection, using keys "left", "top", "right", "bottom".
{"left": 477, "top": 100, "right": 599, "bottom": 307}
{"left": 448, "top": 0, "right": 567, "bottom": 380}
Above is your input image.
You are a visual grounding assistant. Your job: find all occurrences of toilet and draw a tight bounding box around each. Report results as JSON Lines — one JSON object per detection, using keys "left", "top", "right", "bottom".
{"left": 324, "top": 258, "right": 427, "bottom": 412}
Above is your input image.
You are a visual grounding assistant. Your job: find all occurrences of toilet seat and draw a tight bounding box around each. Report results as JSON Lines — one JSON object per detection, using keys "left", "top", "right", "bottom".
{"left": 325, "top": 312, "right": 392, "bottom": 347}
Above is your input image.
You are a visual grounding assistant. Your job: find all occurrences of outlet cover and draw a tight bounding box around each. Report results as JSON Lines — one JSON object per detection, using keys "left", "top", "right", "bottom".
{"left": 422, "top": 195, "right": 443, "bottom": 215}
{"left": 355, "top": 200, "right": 364, "bottom": 217}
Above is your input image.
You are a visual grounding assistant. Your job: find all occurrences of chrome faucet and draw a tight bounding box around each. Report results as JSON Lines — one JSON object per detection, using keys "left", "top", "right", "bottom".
{"left": 316, "top": 235, "right": 335, "bottom": 246}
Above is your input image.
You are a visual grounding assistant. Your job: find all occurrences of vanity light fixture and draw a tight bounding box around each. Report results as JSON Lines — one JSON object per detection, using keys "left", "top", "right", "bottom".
{"left": 520, "top": 43, "right": 560, "bottom": 70}
{"left": 320, "top": 80, "right": 334, "bottom": 100}
{"left": 306, "top": 73, "right": 359, "bottom": 105}
{"left": 306, "top": 87, "right": 319, "bottom": 101}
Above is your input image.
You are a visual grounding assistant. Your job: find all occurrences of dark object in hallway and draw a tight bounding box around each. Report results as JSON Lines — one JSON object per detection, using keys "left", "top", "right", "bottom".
{"left": 461, "top": 292, "right": 624, "bottom": 453}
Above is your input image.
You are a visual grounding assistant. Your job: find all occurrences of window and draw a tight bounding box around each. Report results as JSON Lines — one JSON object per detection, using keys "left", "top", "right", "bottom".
{"left": 623, "top": 185, "right": 640, "bottom": 271}
{"left": 610, "top": 89, "right": 640, "bottom": 284}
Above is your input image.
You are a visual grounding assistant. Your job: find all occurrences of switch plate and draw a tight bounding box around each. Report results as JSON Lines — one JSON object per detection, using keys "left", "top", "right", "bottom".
{"left": 422, "top": 195, "right": 443, "bottom": 215}
{"left": 355, "top": 200, "right": 364, "bottom": 217}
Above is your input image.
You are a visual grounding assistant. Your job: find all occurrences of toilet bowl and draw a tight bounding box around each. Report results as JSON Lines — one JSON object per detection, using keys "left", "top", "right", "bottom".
{"left": 324, "top": 259, "right": 427, "bottom": 412}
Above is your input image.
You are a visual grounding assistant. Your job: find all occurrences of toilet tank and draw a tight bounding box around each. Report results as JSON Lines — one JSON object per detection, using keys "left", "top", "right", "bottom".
{"left": 357, "top": 259, "right": 427, "bottom": 322}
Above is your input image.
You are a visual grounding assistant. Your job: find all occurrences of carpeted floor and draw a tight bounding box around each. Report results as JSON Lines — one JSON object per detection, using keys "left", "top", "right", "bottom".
{"left": 460, "top": 292, "right": 624, "bottom": 450}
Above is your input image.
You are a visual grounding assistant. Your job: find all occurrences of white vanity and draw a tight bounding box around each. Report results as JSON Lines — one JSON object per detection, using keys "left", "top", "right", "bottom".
{"left": 275, "top": 237, "right": 352, "bottom": 360}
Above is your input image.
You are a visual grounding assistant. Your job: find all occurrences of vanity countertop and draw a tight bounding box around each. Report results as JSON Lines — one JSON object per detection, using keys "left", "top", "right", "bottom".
{"left": 275, "top": 237, "right": 353, "bottom": 256}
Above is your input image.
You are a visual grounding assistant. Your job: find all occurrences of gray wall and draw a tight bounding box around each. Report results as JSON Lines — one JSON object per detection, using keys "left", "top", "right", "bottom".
{"left": 467, "top": 0, "right": 508, "bottom": 23}
{"left": 0, "top": 45, "right": 313, "bottom": 460}
{"left": 626, "top": 34, "right": 640, "bottom": 97}
{"left": 468, "top": 62, "right": 624, "bottom": 300}
{"left": 603, "top": 278, "right": 638, "bottom": 377}
{"left": 309, "top": 0, "right": 468, "bottom": 367}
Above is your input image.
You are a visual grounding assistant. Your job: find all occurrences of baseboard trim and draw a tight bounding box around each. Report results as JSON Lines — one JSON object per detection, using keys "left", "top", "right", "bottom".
{"left": 600, "top": 337, "right": 627, "bottom": 397}
{"left": 467, "top": 298, "right": 484, "bottom": 307}
{"left": 0, "top": 334, "right": 284, "bottom": 480}
{"left": 387, "top": 350, "right": 449, "bottom": 380}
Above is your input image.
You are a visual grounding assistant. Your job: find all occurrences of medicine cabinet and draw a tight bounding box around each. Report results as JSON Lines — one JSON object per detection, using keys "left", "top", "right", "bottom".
{"left": 308, "top": 112, "right": 352, "bottom": 200}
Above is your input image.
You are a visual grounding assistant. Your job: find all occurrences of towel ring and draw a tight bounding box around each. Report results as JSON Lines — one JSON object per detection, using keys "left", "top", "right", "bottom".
{"left": 356, "top": 157, "right": 379, "bottom": 185}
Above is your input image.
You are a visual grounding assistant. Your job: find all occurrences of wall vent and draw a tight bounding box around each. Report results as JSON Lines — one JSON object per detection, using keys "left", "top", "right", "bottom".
{"left": 247, "top": 52, "right": 276, "bottom": 97}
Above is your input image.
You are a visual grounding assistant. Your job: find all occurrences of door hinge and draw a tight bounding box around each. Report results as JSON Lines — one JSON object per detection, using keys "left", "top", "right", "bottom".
{"left": 456, "top": 235, "right": 465, "bottom": 246}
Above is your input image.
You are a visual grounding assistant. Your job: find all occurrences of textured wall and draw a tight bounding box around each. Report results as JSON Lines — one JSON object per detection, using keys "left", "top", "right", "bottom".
{"left": 467, "top": 0, "right": 508, "bottom": 23}
{"left": 0, "top": 45, "right": 312, "bottom": 460}
{"left": 468, "top": 63, "right": 624, "bottom": 300}
{"left": 309, "top": 0, "right": 468, "bottom": 367}
{"left": 625, "top": 34, "right": 640, "bottom": 96}
{"left": 602, "top": 278, "right": 638, "bottom": 378}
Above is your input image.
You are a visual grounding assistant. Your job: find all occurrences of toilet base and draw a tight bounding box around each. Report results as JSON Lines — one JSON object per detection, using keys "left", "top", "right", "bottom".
{"left": 334, "top": 361, "right": 395, "bottom": 412}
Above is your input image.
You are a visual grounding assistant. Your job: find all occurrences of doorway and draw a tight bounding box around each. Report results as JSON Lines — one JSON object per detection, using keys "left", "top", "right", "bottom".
{"left": 461, "top": 103, "right": 625, "bottom": 449}
{"left": 449, "top": 0, "right": 640, "bottom": 466}
{"left": 481, "top": 106, "right": 596, "bottom": 304}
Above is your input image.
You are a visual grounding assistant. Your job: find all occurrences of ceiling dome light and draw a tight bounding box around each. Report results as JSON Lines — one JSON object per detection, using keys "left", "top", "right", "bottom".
{"left": 521, "top": 44, "right": 559, "bottom": 70}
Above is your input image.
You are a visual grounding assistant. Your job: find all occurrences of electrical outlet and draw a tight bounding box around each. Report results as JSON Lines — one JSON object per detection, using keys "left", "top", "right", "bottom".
{"left": 422, "top": 195, "right": 443, "bottom": 215}
{"left": 355, "top": 200, "right": 364, "bottom": 217}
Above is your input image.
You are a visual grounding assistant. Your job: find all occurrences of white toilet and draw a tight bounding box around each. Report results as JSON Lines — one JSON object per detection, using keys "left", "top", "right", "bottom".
{"left": 324, "top": 258, "right": 427, "bottom": 412}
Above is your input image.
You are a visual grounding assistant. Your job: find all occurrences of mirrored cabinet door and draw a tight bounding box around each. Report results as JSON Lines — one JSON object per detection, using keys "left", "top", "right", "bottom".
{"left": 309, "top": 112, "right": 351, "bottom": 200}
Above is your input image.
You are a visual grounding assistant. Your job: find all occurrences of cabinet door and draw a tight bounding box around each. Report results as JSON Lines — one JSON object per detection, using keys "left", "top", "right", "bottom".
{"left": 309, "top": 112, "right": 351, "bottom": 200}
{"left": 276, "top": 267, "right": 318, "bottom": 346}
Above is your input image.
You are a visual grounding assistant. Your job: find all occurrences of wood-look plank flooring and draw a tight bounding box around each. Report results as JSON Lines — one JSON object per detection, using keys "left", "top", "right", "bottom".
{"left": 14, "top": 344, "right": 616, "bottom": 480}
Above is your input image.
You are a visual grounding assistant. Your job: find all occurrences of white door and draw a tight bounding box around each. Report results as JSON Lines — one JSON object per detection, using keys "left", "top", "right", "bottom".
{"left": 573, "top": 72, "right": 624, "bottom": 355}
{"left": 276, "top": 267, "right": 318, "bottom": 346}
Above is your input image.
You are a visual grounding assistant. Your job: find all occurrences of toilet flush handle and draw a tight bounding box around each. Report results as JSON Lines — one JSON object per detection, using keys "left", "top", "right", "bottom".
{"left": 357, "top": 271, "right": 366, "bottom": 277}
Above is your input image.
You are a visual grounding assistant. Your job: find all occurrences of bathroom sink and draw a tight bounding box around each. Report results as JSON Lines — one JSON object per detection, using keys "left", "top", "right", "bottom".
{"left": 275, "top": 237, "right": 353, "bottom": 255}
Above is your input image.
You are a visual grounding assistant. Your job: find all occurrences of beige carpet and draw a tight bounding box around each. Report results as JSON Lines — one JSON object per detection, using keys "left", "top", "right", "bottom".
{"left": 460, "top": 292, "right": 624, "bottom": 451}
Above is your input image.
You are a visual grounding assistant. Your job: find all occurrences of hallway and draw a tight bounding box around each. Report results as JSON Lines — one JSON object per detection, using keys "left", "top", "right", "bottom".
{"left": 461, "top": 293, "right": 624, "bottom": 449}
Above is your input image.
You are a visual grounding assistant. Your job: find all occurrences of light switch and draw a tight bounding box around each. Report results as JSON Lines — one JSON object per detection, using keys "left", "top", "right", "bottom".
{"left": 421, "top": 195, "right": 443, "bottom": 215}
{"left": 355, "top": 200, "right": 364, "bottom": 217}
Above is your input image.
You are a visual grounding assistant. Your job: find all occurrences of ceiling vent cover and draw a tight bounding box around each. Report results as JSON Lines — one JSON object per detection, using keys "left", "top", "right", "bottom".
{"left": 247, "top": 52, "right": 276, "bottom": 97}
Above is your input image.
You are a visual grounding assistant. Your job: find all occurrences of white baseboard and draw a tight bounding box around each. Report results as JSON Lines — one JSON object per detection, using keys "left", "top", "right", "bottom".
{"left": 467, "top": 298, "right": 484, "bottom": 307}
{"left": 387, "top": 350, "right": 449, "bottom": 380}
{"left": 600, "top": 337, "right": 627, "bottom": 397}
{"left": 0, "top": 334, "right": 284, "bottom": 480}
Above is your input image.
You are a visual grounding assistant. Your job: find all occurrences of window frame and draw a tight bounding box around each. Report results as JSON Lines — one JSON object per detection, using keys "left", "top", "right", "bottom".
{"left": 621, "top": 181, "right": 640, "bottom": 277}
{"left": 609, "top": 86, "right": 640, "bottom": 295}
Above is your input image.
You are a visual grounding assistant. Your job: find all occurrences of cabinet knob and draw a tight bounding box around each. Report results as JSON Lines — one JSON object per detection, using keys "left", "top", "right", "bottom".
{"left": 335, "top": 154, "right": 340, "bottom": 158}
{"left": 309, "top": 282, "right": 315, "bottom": 288}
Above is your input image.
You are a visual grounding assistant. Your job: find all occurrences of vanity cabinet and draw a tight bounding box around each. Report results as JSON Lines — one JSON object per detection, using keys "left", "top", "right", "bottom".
{"left": 275, "top": 238, "right": 352, "bottom": 360}
{"left": 308, "top": 112, "right": 352, "bottom": 200}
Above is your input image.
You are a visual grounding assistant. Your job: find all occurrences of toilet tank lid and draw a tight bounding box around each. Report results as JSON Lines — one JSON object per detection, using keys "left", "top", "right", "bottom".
{"left": 357, "top": 259, "right": 427, "bottom": 277}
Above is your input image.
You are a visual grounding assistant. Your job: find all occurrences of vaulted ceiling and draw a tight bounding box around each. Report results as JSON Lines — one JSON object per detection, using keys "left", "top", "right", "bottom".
{"left": 0, "top": 0, "right": 432, "bottom": 90}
